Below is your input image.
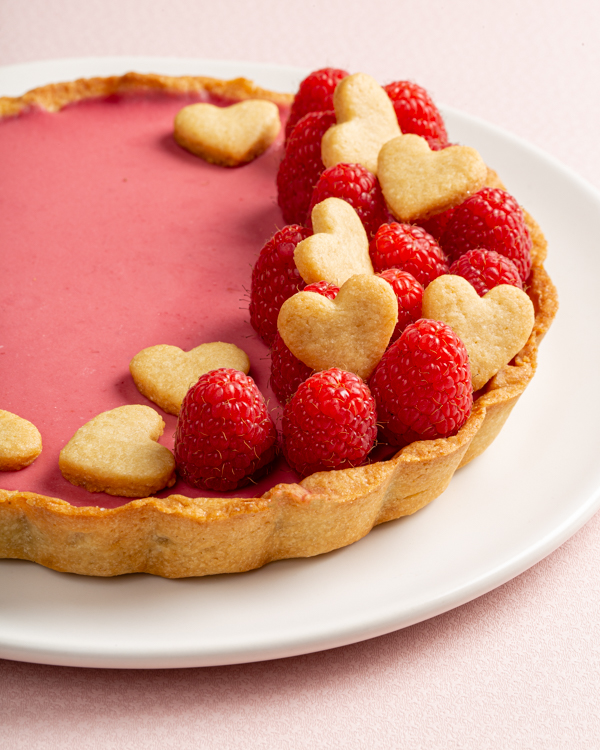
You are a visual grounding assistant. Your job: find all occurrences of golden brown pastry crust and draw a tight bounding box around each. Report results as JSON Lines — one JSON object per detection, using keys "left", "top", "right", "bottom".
{"left": 0, "top": 71, "right": 293, "bottom": 118}
{"left": 0, "top": 73, "right": 558, "bottom": 577}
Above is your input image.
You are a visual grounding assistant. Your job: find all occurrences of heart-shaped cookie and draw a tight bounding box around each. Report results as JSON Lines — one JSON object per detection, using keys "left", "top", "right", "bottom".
{"left": 0, "top": 410, "right": 42, "bottom": 471}
{"left": 59, "top": 405, "right": 176, "bottom": 497}
{"left": 422, "top": 275, "right": 535, "bottom": 390}
{"left": 174, "top": 100, "right": 281, "bottom": 167}
{"left": 321, "top": 72, "right": 401, "bottom": 175}
{"left": 277, "top": 274, "right": 397, "bottom": 380}
{"left": 294, "top": 198, "right": 373, "bottom": 286}
{"left": 378, "top": 134, "right": 487, "bottom": 221}
{"left": 130, "top": 342, "right": 250, "bottom": 415}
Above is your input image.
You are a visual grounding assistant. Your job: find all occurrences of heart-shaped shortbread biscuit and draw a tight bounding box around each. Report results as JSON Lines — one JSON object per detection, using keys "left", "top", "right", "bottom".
{"left": 130, "top": 342, "right": 250, "bottom": 415}
{"left": 278, "top": 274, "right": 397, "bottom": 380}
{"left": 174, "top": 100, "right": 281, "bottom": 167}
{"left": 321, "top": 73, "right": 401, "bottom": 175}
{"left": 0, "top": 410, "right": 42, "bottom": 471}
{"left": 294, "top": 198, "right": 373, "bottom": 286}
{"left": 422, "top": 275, "right": 535, "bottom": 390}
{"left": 378, "top": 134, "right": 487, "bottom": 222}
{"left": 59, "top": 405, "right": 176, "bottom": 497}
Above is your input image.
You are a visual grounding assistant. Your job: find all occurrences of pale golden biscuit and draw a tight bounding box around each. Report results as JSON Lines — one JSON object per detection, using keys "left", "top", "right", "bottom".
{"left": 294, "top": 198, "right": 373, "bottom": 286}
{"left": 130, "top": 342, "right": 250, "bottom": 416}
{"left": 59, "top": 405, "right": 176, "bottom": 498}
{"left": 174, "top": 100, "right": 281, "bottom": 167}
{"left": 422, "top": 275, "right": 535, "bottom": 390}
{"left": 321, "top": 73, "right": 401, "bottom": 175}
{"left": 0, "top": 410, "right": 42, "bottom": 471}
{"left": 278, "top": 274, "right": 397, "bottom": 380}
{"left": 378, "top": 134, "right": 487, "bottom": 222}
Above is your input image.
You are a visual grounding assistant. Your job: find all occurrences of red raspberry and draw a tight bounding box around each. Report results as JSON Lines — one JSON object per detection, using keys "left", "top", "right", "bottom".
{"left": 449, "top": 248, "right": 523, "bottom": 297}
{"left": 440, "top": 188, "right": 532, "bottom": 282}
{"left": 302, "top": 279, "right": 340, "bottom": 299}
{"left": 277, "top": 110, "right": 337, "bottom": 225}
{"left": 174, "top": 369, "right": 278, "bottom": 491}
{"left": 307, "top": 163, "right": 388, "bottom": 237}
{"left": 369, "top": 319, "right": 472, "bottom": 447}
{"left": 377, "top": 268, "right": 424, "bottom": 343}
{"left": 249, "top": 225, "right": 310, "bottom": 346}
{"left": 416, "top": 206, "right": 456, "bottom": 242}
{"left": 282, "top": 368, "right": 377, "bottom": 478}
{"left": 369, "top": 223, "right": 449, "bottom": 287}
{"left": 270, "top": 281, "right": 339, "bottom": 404}
{"left": 285, "top": 67, "right": 348, "bottom": 141}
{"left": 383, "top": 80, "right": 449, "bottom": 150}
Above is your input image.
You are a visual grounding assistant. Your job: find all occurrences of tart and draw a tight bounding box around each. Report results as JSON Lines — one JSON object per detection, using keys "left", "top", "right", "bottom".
{"left": 0, "top": 72, "right": 558, "bottom": 577}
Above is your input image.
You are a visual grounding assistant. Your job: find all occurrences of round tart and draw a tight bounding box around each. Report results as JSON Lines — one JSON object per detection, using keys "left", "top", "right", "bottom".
{"left": 0, "top": 72, "right": 558, "bottom": 577}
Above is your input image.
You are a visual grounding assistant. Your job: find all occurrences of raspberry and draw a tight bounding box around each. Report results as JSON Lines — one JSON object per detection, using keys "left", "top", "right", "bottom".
{"left": 270, "top": 281, "right": 339, "bottom": 404}
{"left": 285, "top": 67, "right": 348, "bottom": 141}
{"left": 307, "top": 163, "right": 388, "bottom": 237}
{"left": 302, "top": 279, "right": 340, "bottom": 299}
{"left": 440, "top": 188, "right": 532, "bottom": 282}
{"left": 383, "top": 81, "right": 449, "bottom": 150}
{"left": 174, "top": 369, "right": 278, "bottom": 491}
{"left": 449, "top": 248, "right": 523, "bottom": 297}
{"left": 369, "top": 319, "right": 472, "bottom": 447}
{"left": 416, "top": 206, "right": 456, "bottom": 242}
{"left": 249, "top": 224, "right": 310, "bottom": 346}
{"left": 282, "top": 368, "right": 377, "bottom": 478}
{"left": 277, "top": 110, "right": 337, "bottom": 225}
{"left": 369, "top": 223, "right": 449, "bottom": 287}
{"left": 377, "top": 268, "right": 424, "bottom": 343}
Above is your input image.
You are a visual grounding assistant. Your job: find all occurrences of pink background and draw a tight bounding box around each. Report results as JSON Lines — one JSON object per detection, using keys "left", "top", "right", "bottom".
{"left": 1, "top": 1, "right": 600, "bottom": 747}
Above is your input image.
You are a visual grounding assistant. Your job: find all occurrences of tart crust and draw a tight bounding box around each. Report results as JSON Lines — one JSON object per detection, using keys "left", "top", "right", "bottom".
{"left": 0, "top": 74, "right": 558, "bottom": 577}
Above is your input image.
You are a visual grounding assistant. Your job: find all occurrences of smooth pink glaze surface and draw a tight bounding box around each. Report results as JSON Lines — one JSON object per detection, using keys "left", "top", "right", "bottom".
{"left": 0, "top": 93, "right": 298, "bottom": 507}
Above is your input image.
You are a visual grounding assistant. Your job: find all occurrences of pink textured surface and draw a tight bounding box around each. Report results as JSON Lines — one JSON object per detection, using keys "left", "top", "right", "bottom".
{"left": 1, "top": 1, "right": 600, "bottom": 748}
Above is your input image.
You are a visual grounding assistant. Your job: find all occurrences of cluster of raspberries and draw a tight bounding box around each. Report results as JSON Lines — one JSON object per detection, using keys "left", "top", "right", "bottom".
{"left": 175, "top": 68, "right": 533, "bottom": 492}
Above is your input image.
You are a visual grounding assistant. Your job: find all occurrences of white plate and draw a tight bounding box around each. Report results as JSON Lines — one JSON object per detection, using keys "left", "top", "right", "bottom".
{"left": 1, "top": 58, "right": 599, "bottom": 669}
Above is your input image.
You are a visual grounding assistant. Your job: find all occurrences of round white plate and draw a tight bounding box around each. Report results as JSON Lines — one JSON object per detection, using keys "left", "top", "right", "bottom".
{"left": 1, "top": 58, "right": 599, "bottom": 669}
